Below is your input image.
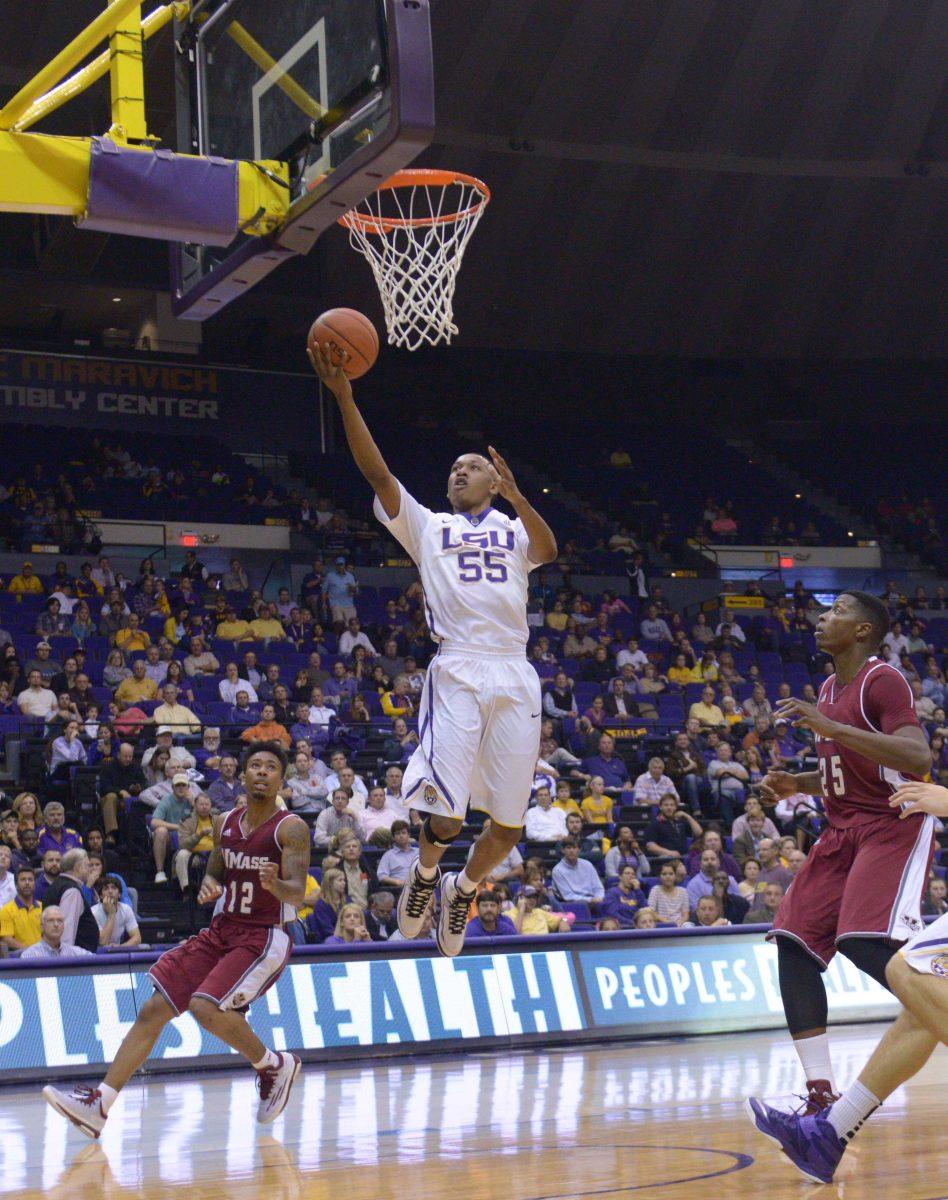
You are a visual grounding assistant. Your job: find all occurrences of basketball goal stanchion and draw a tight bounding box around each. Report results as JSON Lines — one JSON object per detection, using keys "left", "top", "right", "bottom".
{"left": 339, "top": 168, "right": 490, "bottom": 350}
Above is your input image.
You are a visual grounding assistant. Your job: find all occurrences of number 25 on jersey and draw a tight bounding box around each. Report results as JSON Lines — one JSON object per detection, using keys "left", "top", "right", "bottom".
{"left": 820, "top": 754, "right": 845, "bottom": 797}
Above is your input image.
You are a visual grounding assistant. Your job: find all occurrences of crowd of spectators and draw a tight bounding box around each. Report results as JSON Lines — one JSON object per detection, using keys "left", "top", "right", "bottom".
{"left": 0, "top": 550, "right": 945, "bottom": 957}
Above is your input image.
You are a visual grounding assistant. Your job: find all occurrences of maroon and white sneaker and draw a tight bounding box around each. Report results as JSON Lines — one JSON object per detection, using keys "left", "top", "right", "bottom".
{"left": 800, "top": 1079, "right": 840, "bottom": 1117}
{"left": 42, "top": 1084, "right": 108, "bottom": 1138}
{"left": 255, "top": 1052, "right": 301, "bottom": 1124}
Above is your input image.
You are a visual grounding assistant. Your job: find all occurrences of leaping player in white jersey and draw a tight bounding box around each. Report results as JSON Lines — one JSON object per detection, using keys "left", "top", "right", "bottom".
{"left": 310, "top": 345, "right": 557, "bottom": 956}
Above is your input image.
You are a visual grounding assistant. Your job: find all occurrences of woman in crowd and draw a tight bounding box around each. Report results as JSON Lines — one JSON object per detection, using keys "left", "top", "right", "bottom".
{"left": 633, "top": 906, "right": 659, "bottom": 930}
{"left": 163, "top": 606, "right": 190, "bottom": 645}
{"left": 0, "top": 646, "right": 22, "bottom": 694}
{"left": 647, "top": 862, "right": 690, "bottom": 927}
{"left": 103, "top": 649, "right": 130, "bottom": 689}
{"left": 0, "top": 681, "right": 17, "bottom": 715}
{"left": 325, "top": 903, "right": 371, "bottom": 946}
{"left": 738, "top": 857, "right": 762, "bottom": 901}
{"left": 604, "top": 825, "right": 650, "bottom": 878}
{"left": 306, "top": 867, "right": 347, "bottom": 943}
{"left": 291, "top": 668, "right": 313, "bottom": 703}
{"left": 691, "top": 612, "right": 714, "bottom": 644}
{"left": 668, "top": 652, "right": 699, "bottom": 686}
{"left": 13, "top": 791, "right": 39, "bottom": 831}
{"left": 348, "top": 693, "right": 371, "bottom": 725}
{"left": 69, "top": 602, "right": 95, "bottom": 643}
{"left": 163, "top": 660, "right": 194, "bottom": 705}
{"left": 49, "top": 719, "right": 85, "bottom": 774}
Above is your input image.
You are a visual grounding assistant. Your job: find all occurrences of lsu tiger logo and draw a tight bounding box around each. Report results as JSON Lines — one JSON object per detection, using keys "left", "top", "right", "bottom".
{"left": 931, "top": 953, "right": 948, "bottom": 978}
{"left": 424, "top": 785, "right": 439, "bottom": 806}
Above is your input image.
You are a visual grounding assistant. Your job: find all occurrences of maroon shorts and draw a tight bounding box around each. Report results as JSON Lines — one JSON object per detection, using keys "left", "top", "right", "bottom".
{"left": 149, "top": 917, "right": 292, "bottom": 1014}
{"left": 768, "top": 812, "right": 935, "bottom": 967}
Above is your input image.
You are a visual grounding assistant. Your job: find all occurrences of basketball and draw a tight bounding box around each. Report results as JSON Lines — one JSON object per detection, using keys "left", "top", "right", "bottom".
{"left": 307, "top": 308, "right": 379, "bottom": 379}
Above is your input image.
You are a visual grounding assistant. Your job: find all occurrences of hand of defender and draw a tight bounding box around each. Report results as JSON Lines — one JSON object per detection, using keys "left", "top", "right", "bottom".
{"left": 890, "top": 781, "right": 948, "bottom": 820}
{"left": 307, "top": 343, "right": 352, "bottom": 401}
{"left": 774, "top": 696, "right": 836, "bottom": 738}
{"left": 197, "top": 876, "right": 223, "bottom": 906}
{"left": 486, "top": 445, "right": 522, "bottom": 502}
{"left": 259, "top": 861, "right": 280, "bottom": 893}
{"left": 759, "top": 770, "right": 799, "bottom": 804}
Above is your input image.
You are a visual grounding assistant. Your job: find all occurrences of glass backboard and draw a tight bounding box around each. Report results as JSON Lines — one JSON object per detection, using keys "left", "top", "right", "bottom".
{"left": 171, "top": 0, "right": 434, "bottom": 319}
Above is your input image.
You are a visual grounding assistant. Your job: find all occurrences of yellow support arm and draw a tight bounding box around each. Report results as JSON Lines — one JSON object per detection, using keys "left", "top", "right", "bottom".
{"left": 0, "top": 131, "right": 288, "bottom": 236}
{"left": 0, "top": 131, "right": 90, "bottom": 215}
{"left": 15, "top": 3, "right": 190, "bottom": 133}
{"left": 0, "top": 0, "right": 143, "bottom": 131}
{"left": 109, "top": 3, "right": 148, "bottom": 141}
{"left": 226, "top": 21, "right": 326, "bottom": 120}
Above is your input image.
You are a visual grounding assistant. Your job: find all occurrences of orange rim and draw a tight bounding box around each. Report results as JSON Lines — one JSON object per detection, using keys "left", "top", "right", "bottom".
{"left": 339, "top": 169, "right": 491, "bottom": 234}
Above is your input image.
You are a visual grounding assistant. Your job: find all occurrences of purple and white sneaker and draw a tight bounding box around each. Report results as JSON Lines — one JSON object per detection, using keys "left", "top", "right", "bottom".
{"left": 744, "top": 1097, "right": 845, "bottom": 1184}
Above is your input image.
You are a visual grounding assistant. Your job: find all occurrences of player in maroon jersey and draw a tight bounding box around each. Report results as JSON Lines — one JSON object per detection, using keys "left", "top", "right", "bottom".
{"left": 745, "top": 591, "right": 932, "bottom": 1118}
{"left": 42, "top": 741, "right": 311, "bottom": 1138}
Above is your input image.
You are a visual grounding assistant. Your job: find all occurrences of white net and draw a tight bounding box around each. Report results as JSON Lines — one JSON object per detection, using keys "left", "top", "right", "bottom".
{"left": 340, "top": 170, "right": 490, "bottom": 350}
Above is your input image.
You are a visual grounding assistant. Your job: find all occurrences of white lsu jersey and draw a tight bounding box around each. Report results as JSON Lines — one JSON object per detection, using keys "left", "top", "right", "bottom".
{"left": 373, "top": 480, "right": 542, "bottom": 654}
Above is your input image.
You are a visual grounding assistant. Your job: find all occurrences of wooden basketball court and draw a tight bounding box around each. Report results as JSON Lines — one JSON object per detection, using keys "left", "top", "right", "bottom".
{"left": 3, "top": 1022, "right": 945, "bottom": 1199}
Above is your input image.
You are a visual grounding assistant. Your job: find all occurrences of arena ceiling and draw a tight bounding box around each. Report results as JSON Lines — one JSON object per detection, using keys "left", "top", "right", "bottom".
{"left": 0, "top": 0, "right": 946, "bottom": 361}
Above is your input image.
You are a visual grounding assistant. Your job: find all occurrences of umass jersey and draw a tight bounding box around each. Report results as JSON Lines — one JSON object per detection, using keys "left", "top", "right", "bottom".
{"left": 816, "top": 658, "right": 923, "bottom": 828}
{"left": 218, "top": 807, "right": 295, "bottom": 926}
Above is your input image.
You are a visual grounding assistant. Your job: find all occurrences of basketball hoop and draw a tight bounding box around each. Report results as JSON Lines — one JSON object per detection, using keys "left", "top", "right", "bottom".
{"left": 339, "top": 168, "right": 490, "bottom": 351}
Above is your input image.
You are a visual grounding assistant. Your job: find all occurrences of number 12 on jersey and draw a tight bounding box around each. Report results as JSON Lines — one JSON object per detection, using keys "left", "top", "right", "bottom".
{"left": 820, "top": 754, "right": 845, "bottom": 797}
{"left": 225, "top": 879, "right": 254, "bottom": 914}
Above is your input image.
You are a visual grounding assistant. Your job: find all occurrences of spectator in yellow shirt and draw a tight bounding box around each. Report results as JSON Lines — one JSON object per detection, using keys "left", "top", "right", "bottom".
{"left": 509, "top": 886, "right": 569, "bottom": 934}
{"left": 668, "top": 653, "right": 701, "bottom": 686}
{"left": 545, "top": 601, "right": 569, "bottom": 632}
{"left": 688, "top": 685, "right": 725, "bottom": 730}
{"left": 249, "top": 603, "right": 287, "bottom": 643}
{"left": 381, "top": 675, "right": 416, "bottom": 719}
{"left": 297, "top": 873, "right": 321, "bottom": 921}
{"left": 114, "top": 613, "right": 152, "bottom": 654}
{"left": 580, "top": 776, "right": 614, "bottom": 824}
{"left": 216, "top": 607, "right": 254, "bottom": 642}
{"left": 0, "top": 866, "right": 42, "bottom": 951}
{"left": 114, "top": 659, "right": 159, "bottom": 706}
{"left": 151, "top": 682, "right": 202, "bottom": 734}
{"left": 8, "top": 562, "right": 44, "bottom": 597}
{"left": 553, "top": 779, "right": 582, "bottom": 818}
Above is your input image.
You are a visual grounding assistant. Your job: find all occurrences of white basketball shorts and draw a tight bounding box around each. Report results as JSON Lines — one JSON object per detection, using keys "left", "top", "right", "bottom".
{"left": 900, "top": 909, "right": 948, "bottom": 978}
{"left": 402, "top": 646, "right": 541, "bottom": 829}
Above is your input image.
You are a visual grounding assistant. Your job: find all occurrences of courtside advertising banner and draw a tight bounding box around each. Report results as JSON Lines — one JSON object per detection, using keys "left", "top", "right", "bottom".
{"left": 0, "top": 933, "right": 897, "bottom": 1081}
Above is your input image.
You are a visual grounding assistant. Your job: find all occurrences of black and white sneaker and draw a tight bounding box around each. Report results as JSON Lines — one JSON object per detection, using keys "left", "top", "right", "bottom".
{"left": 397, "top": 859, "right": 440, "bottom": 938}
{"left": 436, "top": 872, "right": 475, "bottom": 957}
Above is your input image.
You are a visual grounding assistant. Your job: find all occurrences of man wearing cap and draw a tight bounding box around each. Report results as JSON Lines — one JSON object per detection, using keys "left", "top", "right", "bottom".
{"left": 151, "top": 774, "right": 194, "bottom": 883}
{"left": 249, "top": 602, "right": 287, "bottom": 645}
{"left": 509, "top": 885, "right": 570, "bottom": 935}
{"left": 114, "top": 658, "right": 159, "bottom": 706}
{"left": 8, "top": 562, "right": 44, "bottom": 596}
{"left": 17, "top": 669, "right": 57, "bottom": 719}
{"left": 23, "top": 642, "right": 61, "bottom": 686}
{"left": 216, "top": 606, "right": 254, "bottom": 642}
{"left": 323, "top": 557, "right": 358, "bottom": 626}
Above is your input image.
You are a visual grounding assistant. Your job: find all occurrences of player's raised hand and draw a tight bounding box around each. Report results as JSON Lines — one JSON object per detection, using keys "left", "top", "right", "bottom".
{"left": 759, "top": 770, "right": 800, "bottom": 804}
{"left": 197, "top": 875, "right": 223, "bottom": 906}
{"left": 774, "top": 696, "right": 836, "bottom": 738}
{"left": 890, "top": 781, "right": 948, "bottom": 819}
{"left": 307, "top": 342, "right": 351, "bottom": 401}
{"left": 486, "top": 445, "right": 521, "bottom": 502}
{"left": 259, "top": 861, "right": 280, "bottom": 893}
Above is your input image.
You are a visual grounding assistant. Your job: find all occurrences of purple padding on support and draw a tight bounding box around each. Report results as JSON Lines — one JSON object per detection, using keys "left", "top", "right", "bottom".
{"left": 79, "top": 137, "right": 239, "bottom": 246}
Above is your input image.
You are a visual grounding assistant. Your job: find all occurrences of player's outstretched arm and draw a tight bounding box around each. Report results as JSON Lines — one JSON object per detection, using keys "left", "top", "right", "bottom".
{"left": 759, "top": 769, "right": 823, "bottom": 802}
{"left": 486, "top": 445, "right": 557, "bottom": 564}
{"left": 308, "top": 344, "right": 399, "bottom": 519}
{"left": 258, "top": 815, "right": 311, "bottom": 909}
{"left": 774, "top": 696, "right": 931, "bottom": 777}
{"left": 891, "top": 781, "right": 948, "bottom": 820}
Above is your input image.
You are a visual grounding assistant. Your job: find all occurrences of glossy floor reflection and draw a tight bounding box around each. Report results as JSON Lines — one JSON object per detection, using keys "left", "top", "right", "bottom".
{"left": 2, "top": 1023, "right": 945, "bottom": 1199}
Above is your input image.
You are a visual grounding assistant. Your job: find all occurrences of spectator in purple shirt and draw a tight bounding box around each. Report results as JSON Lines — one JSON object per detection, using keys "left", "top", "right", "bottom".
{"left": 581, "top": 733, "right": 631, "bottom": 795}
{"left": 600, "top": 865, "right": 648, "bottom": 928}
{"left": 227, "top": 691, "right": 258, "bottom": 728}
{"left": 466, "top": 891, "right": 517, "bottom": 938}
{"left": 36, "top": 803, "right": 82, "bottom": 858}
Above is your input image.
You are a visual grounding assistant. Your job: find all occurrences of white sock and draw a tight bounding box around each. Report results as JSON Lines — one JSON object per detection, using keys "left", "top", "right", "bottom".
{"left": 793, "top": 1033, "right": 835, "bottom": 1089}
{"left": 97, "top": 1083, "right": 118, "bottom": 1114}
{"left": 455, "top": 868, "right": 477, "bottom": 895}
{"left": 417, "top": 861, "right": 438, "bottom": 882}
{"left": 252, "top": 1049, "right": 280, "bottom": 1071}
{"left": 828, "top": 1080, "right": 880, "bottom": 1143}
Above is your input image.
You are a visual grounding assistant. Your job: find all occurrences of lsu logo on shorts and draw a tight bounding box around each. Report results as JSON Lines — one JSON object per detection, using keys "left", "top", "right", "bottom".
{"left": 932, "top": 953, "right": 948, "bottom": 978}
{"left": 423, "top": 785, "right": 439, "bottom": 806}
